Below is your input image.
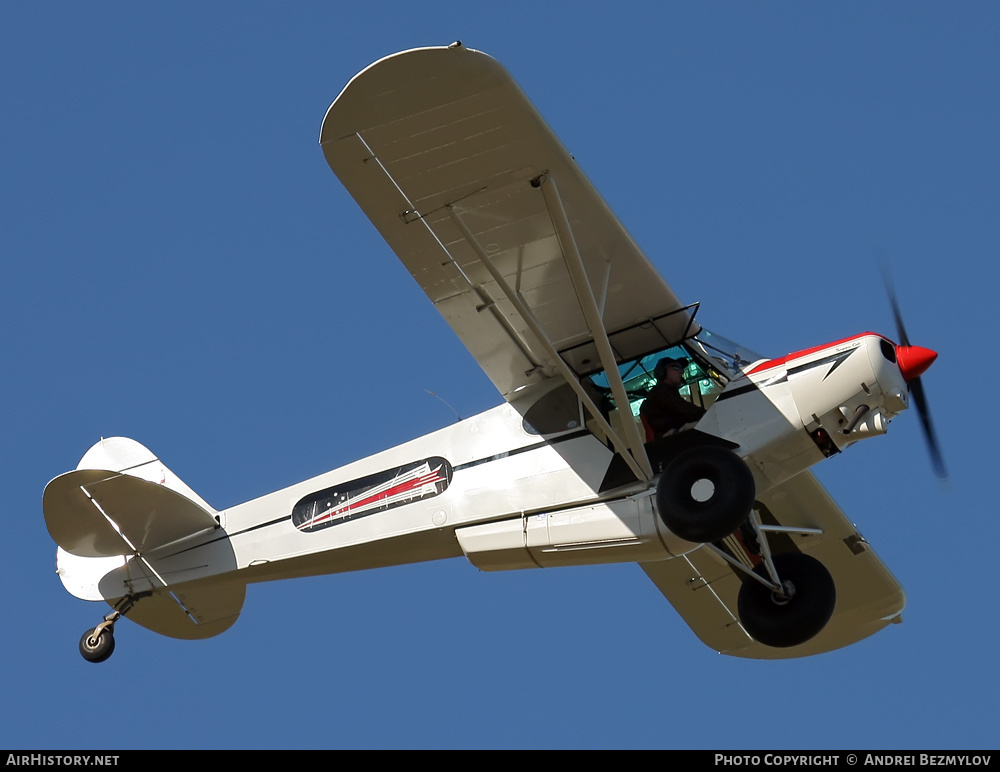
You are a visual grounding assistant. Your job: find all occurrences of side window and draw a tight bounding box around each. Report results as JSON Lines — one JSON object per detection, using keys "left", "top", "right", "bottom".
{"left": 672, "top": 355, "right": 727, "bottom": 411}
{"left": 522, "top": 383, "right": 582, "bottom": 435}
{"left": 589, "top": 347, "right": 691, "bottom": 417}
{"left": 521, "top": 346, "right": 728, "bottom": 441}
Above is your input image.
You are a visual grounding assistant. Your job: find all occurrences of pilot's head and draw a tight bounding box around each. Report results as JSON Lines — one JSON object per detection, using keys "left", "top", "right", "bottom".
{"left": 655, "top": 357, "right": 688, "bottom": 383}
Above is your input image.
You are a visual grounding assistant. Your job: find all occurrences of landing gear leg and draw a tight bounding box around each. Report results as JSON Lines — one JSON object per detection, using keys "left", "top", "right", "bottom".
{"left": 705, "top": 511, "right": 836, "bottom": 649}
{"left": 78, "top": 596, "right": 135, "bottom": 663}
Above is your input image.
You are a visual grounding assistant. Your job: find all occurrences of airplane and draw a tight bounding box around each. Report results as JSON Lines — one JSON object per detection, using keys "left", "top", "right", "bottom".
{"left": 43, "top": 43, "right": 944, "bottom": 663}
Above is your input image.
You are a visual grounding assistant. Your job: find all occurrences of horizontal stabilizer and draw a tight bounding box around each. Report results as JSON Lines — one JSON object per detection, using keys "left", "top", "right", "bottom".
{"left": 44, "top": 469, "right": 219, "bottom": 557}
{"left": 56, "top": 547, "right": 245, "bottom": 639}
{"left": 126, "top": 580, "right": 246, "bottom": 640}
{"left": 47, "top": 437, "right": 244, "bottom": 639}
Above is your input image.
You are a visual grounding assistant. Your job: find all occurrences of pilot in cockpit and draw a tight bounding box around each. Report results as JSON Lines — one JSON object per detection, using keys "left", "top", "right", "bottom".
{"left": 640, "top": 357, "right": 706, "bottom": 438}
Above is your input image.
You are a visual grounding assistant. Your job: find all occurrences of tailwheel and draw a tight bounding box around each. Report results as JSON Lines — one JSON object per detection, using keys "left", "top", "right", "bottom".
{"left": 77, "top": 596, "right": 135, "bottom": 663}
{"left": 737, "top": 552, "right": 836, "bottom": 648}
{"left": 79, "top": 625, "right": 115, "bottom": 663}
{"left": 656, "top": 445, "right": 755, "bottom": 543}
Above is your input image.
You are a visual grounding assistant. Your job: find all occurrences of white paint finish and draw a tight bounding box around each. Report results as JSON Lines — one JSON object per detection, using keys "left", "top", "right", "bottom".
{"left": 458, "top": 492, "right": 680, "bottom": 571}
{"left": 41, "top": 47, "right": 924, "bottom": 659}
{"left": 54, "top": 548, "right": 127, "bottom": 602}
{"left": 321, "top": 46, "right": 697, "bottom": 401}
{"left": 76, "top": 436, "right": 215, "bottom": 512}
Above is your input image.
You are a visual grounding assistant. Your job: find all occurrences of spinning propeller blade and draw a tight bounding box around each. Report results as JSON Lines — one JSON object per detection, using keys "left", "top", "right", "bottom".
{"left": 908, "top": 376, "right": 947, "bottom": 479}
{"left": 883, "top": 269, "right": 948, "bottom": 479}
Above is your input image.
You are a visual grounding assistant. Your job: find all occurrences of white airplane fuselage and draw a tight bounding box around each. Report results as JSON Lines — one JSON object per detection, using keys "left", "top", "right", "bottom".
{"left": 54, "top": 331, "right": 915, "bottom": 611}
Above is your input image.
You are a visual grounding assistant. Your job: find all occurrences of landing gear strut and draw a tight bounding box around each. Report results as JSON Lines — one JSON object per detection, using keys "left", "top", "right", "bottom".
{"left": 703, "top": 508, "right": 836, "bottom": 649}
{"left": 78, "top": 596, "right": 135, "bottom": 663}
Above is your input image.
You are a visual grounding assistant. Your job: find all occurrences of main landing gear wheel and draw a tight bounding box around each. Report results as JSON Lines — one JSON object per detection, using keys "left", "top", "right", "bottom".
{"left": 79, "top": 626, "right": 115, "bottom": 663}
{"left": 656, "top": 445, "right": 755, "bottom": 543}
{"left": 737, "top": 552, "right": 836, "bottom": 648}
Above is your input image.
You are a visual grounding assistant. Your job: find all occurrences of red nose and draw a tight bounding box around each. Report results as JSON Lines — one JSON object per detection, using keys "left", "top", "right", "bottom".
{"left": 896, "top": 345, "right": 938, "bottom": 382}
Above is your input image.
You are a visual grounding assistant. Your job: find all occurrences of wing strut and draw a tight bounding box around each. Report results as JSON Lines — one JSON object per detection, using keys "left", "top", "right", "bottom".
{"left": 448, "top": 205, "right": 652, "bottom": 484}
{"left": 536, "top": 172, "right": 653, "bottom": 481}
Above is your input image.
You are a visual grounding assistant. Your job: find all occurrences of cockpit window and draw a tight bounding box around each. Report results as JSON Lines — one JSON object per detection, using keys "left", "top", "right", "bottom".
{"left": 522, "top": 383, "right": 582, "bottom": 435}
{"left": 694, "top": 330, "right": 768, "bottom": 375}
{"left": 522, "top": 333, "right": 745, "bottom": 440}
{"left": 586, "top": 344, "right": 727, "bottom": 419}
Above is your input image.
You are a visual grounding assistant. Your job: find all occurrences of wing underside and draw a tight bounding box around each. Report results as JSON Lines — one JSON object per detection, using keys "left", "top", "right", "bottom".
{"left": 321, "top": 45, "right": 699, "bottom": 401}
{"left": 321, "top": 47, "right": 902, "bottom": 659}
{"left": 641, "top": 471, "right": 905, "bottom": 659}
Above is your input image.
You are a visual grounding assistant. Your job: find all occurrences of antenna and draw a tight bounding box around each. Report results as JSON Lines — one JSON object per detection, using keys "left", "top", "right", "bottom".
{"left": 424, "top": 389, "right": 462, "bottom": 423}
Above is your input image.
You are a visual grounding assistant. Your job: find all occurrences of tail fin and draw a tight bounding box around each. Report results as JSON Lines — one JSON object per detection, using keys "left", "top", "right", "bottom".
{"left": 44, "top": 438, "right": 219, "bottom": 558}
{"left": 76, "top": 436, "right": 215, "bottom": 513}
{"left": 44, "top": 438, "right": 244, "bottom": 640}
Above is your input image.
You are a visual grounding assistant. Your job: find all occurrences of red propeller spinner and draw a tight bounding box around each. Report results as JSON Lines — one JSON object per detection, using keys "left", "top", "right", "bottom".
{"left": 896, "top": 345, "right": 938, "bottom": 383}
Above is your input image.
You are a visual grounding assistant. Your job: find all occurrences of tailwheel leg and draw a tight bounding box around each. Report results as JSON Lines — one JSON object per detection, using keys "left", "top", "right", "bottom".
{"left": 78, "top": 596, "right": 135, "bottom": 663}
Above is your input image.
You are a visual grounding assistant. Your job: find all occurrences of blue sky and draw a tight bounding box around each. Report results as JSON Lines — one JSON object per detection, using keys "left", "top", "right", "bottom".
{"left": 3, "top": 3, "right": 997, "bottom": 749}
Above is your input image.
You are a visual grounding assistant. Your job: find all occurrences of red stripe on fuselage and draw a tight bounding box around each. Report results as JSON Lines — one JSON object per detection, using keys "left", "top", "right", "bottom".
{"left": 307, "top": 469, "right": 444, "bottom": 527}
{"left": 745, "top": 332, "right": 890, "bottom": 376}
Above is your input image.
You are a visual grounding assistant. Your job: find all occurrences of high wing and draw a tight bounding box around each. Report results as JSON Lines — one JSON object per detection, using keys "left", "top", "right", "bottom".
{"left": 320, "top": 46, "right": 904, "bottom": 659}
{"left": 641, "top": 471, "right": 906, "bottom": 659}
{"left": 320, "top": 45, "right": 699, "bottom": 402}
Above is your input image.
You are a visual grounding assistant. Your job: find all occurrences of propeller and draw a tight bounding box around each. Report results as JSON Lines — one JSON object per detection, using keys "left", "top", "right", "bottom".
{"left": 883, "top": 269, "right": 948, "bottom": 479}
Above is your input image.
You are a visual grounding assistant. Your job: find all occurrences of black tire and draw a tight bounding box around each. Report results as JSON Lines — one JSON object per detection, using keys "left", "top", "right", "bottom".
{"left": 738, "top": 552, "right": 836, "bottom": 648}
{"left": 79, "top": 627, "right": 115, "bottom": 663}
{"left": 656, "top": 445, "right": 755, "bottom": 543}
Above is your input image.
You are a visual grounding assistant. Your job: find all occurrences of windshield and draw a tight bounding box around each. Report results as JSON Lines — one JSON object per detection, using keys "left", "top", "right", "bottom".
{"left": 692, "top": 329, "right": 768, "bottom": 376}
